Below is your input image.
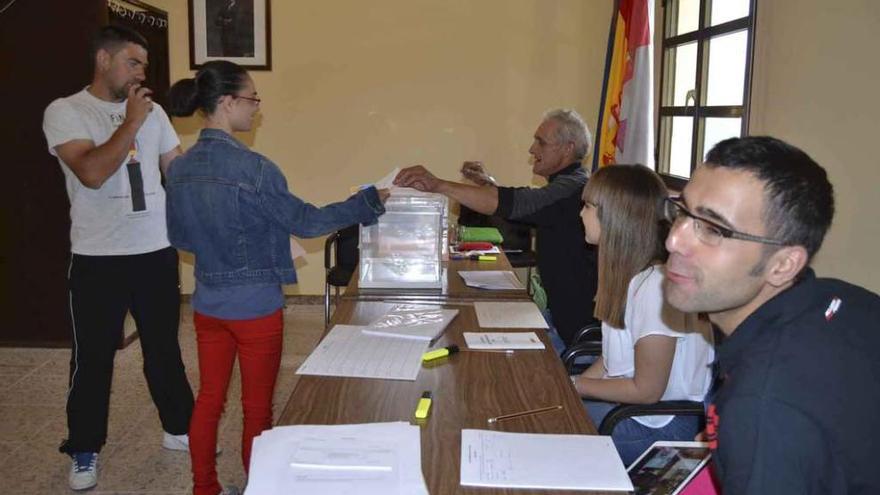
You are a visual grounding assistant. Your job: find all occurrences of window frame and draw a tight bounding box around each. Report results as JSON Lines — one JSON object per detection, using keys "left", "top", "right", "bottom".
{"left": 656, "top": 0, "right": 758, "bottom": 190}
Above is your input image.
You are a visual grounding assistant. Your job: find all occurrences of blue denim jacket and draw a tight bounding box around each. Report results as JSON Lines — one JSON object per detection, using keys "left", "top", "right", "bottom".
{"left": 166, "top": 128, "right": 384, "bottom": 287}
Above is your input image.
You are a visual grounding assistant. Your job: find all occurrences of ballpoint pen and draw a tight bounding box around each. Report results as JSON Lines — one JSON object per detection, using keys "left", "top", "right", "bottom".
{"left": 450, "top": 254, "right": 497, "bottom": 261}
{"left": 487, "top": 405, "right": 563, "bottom": 424}
{"left": 461, "top": 348, "right": 515, "bottom": 354}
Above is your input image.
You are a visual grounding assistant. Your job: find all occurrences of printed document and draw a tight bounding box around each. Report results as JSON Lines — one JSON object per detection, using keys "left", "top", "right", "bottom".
{"left": 459, "top": 270, "right": 524, "bottom": 290}
{"left": 474, "top": 301, "right": 549, "bottom": 329}
{"left": 460, "top": 429, "right": 633, "bottom": 492}
{"left": 247, "top": 422, "right": 428, "bottom": 495}
{"left": 463, "top": 332, "right": 545, "bottom": 350}
{"left": 296, "top": 324, "right": 428, "bottom": 381}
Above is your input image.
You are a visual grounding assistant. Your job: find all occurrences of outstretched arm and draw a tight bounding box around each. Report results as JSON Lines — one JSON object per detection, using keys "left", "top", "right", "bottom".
{"left": 394, "top": 165, "right": 499, "bottom": 215}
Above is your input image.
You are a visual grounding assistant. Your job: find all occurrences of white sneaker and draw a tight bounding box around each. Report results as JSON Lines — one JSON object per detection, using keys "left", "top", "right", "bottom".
{"left": 162, "top": 432, "right": 222, "bottom": 454}
{"left": 68, "top": 452, "right": 98, "bottom": 491}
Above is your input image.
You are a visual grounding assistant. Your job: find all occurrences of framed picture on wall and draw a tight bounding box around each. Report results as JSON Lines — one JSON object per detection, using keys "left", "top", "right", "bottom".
{"left": 188, "top": 0, "right": 271, "bottom": 70}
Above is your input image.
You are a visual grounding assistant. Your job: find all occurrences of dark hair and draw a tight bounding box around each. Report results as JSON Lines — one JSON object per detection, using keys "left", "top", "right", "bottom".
{"left": 167, "top": 61, "right": 248, "bottom": 117}
{"left": 704, "top": 136, "right": 834, "bottom": 260}
{"left": 90, "top": 25, "right": 148, "bottom": 66}
{"left": 583, "top": 164, "right": 668, "bottom": 328}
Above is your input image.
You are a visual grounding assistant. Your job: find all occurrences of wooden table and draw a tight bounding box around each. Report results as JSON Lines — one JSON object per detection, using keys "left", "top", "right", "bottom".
{"left": 278, "top": 300, "right": 618, "bottom": 494}
{"left": 343, "top": 251, "right": 531, "bottom": 302}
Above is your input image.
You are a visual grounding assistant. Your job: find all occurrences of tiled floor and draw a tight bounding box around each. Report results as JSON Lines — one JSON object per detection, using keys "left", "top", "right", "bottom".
{"left": 0, "top": 303, "right": 326, "bottom": 495}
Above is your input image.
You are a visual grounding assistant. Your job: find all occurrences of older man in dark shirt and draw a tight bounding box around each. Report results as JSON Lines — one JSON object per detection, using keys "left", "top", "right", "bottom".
{"left": 395, "top": 109, "right": 598, "bottom": 348}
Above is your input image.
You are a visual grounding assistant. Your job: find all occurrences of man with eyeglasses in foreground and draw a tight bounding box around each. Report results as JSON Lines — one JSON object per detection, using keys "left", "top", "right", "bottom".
{"left": 662, "top": 136, "right": 880, "bottom": 494}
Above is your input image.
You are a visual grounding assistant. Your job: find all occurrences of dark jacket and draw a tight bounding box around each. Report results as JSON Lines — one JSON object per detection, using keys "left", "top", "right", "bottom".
{"left": 712, "top": 269, "right": 880, "bottom": 494}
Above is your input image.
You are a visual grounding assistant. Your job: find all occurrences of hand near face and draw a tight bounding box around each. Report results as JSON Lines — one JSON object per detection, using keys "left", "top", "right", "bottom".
{"left": 460, "top": 160, "right": 496, "bottom": 186}
{"left": 393, "top": 165, "right": 442, "bottom": 193}
{"left": 125, "top": 84, "right": 154, "bottom": 128}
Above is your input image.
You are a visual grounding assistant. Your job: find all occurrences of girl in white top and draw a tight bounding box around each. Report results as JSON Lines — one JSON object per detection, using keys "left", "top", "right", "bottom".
{"left": 572, "top": 164, "right": 714, "bottom": 466}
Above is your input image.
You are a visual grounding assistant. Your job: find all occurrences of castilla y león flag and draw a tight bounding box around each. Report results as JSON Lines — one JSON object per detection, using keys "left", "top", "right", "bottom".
{"left": 594, "top": 0, "right": 654, "bottom": 170}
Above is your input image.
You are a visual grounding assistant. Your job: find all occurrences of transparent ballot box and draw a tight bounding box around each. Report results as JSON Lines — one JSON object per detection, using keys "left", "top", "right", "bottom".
{"left": 359, "top": 191, "right": 447, "bottom": 289}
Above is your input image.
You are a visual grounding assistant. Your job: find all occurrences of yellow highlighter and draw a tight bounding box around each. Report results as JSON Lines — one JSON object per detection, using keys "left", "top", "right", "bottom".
{"left": 422, "top": 344, "right": 460, "bottom": 362}
{"left": 477, "top": 255, "right": 497, "bottom": 262}
{"left": 414, "top": 391, "right": 433, "bottom": 419}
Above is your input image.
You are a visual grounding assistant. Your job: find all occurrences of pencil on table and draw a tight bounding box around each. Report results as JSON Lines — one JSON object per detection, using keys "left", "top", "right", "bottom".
{"left": 487, "top": 405, "right": 563, "bottom": 424}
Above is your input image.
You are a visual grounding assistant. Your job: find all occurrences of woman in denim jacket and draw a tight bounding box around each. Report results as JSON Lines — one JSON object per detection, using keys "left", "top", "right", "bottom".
{"left": 166, "top": 61, "right": 386, "bottom": 495}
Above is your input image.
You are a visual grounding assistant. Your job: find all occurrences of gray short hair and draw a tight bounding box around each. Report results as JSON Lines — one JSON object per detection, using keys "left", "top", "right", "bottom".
{"left": 543, "top": 108, "right": 592, "bottom": 160}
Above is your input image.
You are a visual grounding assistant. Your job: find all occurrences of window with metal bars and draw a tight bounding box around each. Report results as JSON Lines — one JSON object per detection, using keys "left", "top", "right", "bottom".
{"left": 656, "top": 0, "right": 757, "bottom": 189}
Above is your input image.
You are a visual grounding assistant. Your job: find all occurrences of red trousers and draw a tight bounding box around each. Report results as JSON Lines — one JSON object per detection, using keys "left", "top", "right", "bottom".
{"left": 190, "top": 310, "right": 283, "bottom": 495}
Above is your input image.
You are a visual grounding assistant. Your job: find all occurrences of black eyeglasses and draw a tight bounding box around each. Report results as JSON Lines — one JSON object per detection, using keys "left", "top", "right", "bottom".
{"left": 663, "top": 197, "right": 785, "bottom": 247}
{"left": 233, "top": 95, "right": 261, "bottom": 104}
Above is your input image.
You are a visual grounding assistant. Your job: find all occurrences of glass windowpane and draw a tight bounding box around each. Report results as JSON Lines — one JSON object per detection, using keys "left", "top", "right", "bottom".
{"left": 710, "top": 0, "right": 750, "bottom": 26}
{"left": 666, "top": 0, "right": 700, "bottom": 37}
{"left": 660, "top": 117, "right": 694, "bottom": 178}
{"left": 664, "top": 42, "right": 698, "bottom": 106}
{"left": 703, "top": 117, "right": 742, "bottom": 160}
{"left": 705, "top": 30, "right": 748, "bottom": 106}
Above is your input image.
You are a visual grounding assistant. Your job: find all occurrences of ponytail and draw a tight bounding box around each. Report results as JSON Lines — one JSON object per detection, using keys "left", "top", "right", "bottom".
{"left": 167, "top": 78, "right": 199, "bottom": 117}
{"left": 166, "top": 60, "right": 248, "bottom": 117}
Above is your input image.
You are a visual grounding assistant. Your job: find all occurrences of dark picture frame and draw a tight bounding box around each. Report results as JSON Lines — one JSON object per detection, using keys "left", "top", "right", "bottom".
{"left": 188, "top": 0, "right": 271, "bottom": 70}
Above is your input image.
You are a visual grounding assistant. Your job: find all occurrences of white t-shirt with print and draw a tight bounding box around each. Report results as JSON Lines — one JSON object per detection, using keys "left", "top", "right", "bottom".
{"left": 602, "top": 265, "right": 715, "bottom": 428}
{"left": 43, "top": 88, "right": 179, "bottom": 255}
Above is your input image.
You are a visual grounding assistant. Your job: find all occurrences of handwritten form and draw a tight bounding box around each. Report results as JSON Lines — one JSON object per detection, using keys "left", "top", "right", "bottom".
{"left": 296, "top": 324, "right": 428, "bottom": 381}
{"left": 460, "top": 429, "right": 633, "bottom": 492}
{"left": 473, "top": 301, "right": 549, "bottom": 329}
{"left": 247, "top": 422, "right": 428, "bottom": 495}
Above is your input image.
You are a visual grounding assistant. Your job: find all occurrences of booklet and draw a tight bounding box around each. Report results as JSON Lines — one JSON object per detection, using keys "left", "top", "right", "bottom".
{"left": 463, "top": 332, "right": 545, "bottom": 350}
{"left": 458, "top": 270, "right": 524, "bottom": 290}
{"left": 361, "top": 304, "right": 459, "bottom": 342}
{"left": 474, "top": 301, "right": 549, "bottom": 329}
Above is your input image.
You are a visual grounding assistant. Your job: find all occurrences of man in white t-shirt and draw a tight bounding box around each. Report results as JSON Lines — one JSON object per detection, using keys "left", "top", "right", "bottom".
{"left": 42, "top": 25, "right": 194, "bottom": 491}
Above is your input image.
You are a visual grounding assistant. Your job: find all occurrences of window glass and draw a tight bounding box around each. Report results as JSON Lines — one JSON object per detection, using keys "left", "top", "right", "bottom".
{"left": 665, "top": 42, "right": 698, "bottom": 106}
{"left": 667, "top": 0, "right": 700, "bottom": 36}
{"left": 703, "top": 117, "right": 742, "bottom": 159}
{"left": 660, "top": 116, "right": 694, "bottom": 178}
{"left": 705, "top": 30, "right": 748, "bottom": 106}
{"left": 710, "top": 0, "right": 750, "bottom": 26}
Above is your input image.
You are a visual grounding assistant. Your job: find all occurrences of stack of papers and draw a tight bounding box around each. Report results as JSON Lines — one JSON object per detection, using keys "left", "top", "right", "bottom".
{"left": 247, "top": 422, "right": 428, "bottom": 495}
{"left": 296, "top": 324, "right": 429, "bottom": 381}
{"left": 362, "top": 304, "right": 459, "bottom": 342}
{"left": 459, "top": 270, "right": 524, "bottom": 290}
{"left": 463, "top": 332, "right": 545, "bottom": 350}
{"left": 474, "top": 301, "right": 549, "bottom": 329}
{"left": 460, "top": 429, "right": 633, "bottom": 492}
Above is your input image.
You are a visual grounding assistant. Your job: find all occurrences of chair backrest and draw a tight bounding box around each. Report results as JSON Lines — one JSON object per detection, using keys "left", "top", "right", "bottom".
{"left": 334, "top": 224, "right": 360, "bottom": 271}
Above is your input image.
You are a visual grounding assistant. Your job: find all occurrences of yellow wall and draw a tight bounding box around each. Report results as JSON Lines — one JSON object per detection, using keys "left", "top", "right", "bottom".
{"left": 150, "top": 0, "right": 612, "bottom": 294}
{"left": 749, "top": 0, "right": 880, "bottom": 292}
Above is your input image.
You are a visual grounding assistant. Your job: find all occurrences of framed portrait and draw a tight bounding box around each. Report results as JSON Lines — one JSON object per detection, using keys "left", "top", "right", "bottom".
{"left": 188, "top": 0, "right": 271, "bottom": 70}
